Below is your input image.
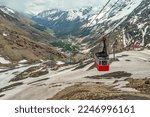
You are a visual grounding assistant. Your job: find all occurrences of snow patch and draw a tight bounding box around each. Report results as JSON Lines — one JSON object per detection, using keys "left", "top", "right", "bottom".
{"left": 137, "top": 23, "right": 144, "bottom": 29}
{"left": 2, "top": 32, "right": 9, "bottom": 37}
{"left": 130, "top": 16, "right": 138, "bottom": 24}
{"left": 57, "top": 61, "right": 65, "bottom": 65}
{"left": 122, "top": 29, "right": 127, "bottom": 47}
{"left": 18, "top": 60, "right": 28, "bottom": 64}
{"left": 0, "top": 56, "right": 11, "bottom": 64}
{"left": 80, "top": 48, "right": 91, "bottom": 54}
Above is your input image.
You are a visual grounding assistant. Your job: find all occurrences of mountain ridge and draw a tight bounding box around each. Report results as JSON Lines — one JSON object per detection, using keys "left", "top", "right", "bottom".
{"left": 0, "top": 6, "right": 65, "bottom": 64}
{"left": 32, "top": 0, "right": 150, "bottom": 52}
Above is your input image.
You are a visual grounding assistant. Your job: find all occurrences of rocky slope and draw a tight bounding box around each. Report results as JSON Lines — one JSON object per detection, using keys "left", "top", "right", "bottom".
{"left": 0, "top": 6, "right": 65, "bottom": 65}
{"left": 87, "top": 0, "right": 150, "bottom": 53}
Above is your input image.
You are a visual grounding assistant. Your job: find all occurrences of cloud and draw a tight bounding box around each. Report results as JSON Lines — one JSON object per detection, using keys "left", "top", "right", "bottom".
{"left": 28, "top": 0, "right": 106, "bottom": 14}
{"left": 30, "top": 0, "right": 102, "bottom": 8}
{"left": 0, "top": 0, "right": 115, "bottom": 14}
{"left": 0, "top": 0, "right": 29, "bottom": 12}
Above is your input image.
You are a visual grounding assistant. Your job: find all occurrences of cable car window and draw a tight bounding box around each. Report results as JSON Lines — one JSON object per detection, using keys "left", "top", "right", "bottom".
{"left": 100, "top": 60, "right": 108, "bottom": 65}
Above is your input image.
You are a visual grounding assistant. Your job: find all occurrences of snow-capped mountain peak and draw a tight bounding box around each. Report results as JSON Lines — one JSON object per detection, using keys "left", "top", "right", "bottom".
{"left": 36, "top": 7, "right": 94, "bottom": 21}
{"left": 32, "top": 0, "right": 150, "bottom": 48}
{"left": 66, "top": 8, "right": 90, "bottom": 21}
{"left": 87, "top": 0, "right": 143, "bottom": 27}
{"left": 37, "top": 9, "right": 61, "bottom": 18}
{"left": 0, "top": 6, "right": 15, "bottom": 16}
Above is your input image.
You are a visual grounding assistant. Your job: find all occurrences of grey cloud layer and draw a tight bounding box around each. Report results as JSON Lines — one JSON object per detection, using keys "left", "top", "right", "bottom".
{"left": 0, "top": 0, "right": 110, "bottom": 13}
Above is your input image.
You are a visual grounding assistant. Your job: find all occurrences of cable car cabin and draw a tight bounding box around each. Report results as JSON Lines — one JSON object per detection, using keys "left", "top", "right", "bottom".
{"left": 94, "top": 37, "right": 109, "bottom": 71}
{"left": 94, "top": 53, "right": 109, "bottom": 71}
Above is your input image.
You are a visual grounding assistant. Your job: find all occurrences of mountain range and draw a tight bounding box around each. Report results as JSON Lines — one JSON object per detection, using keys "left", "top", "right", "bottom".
{"left": 32, "top": 0, "right": 150, "bottom": 52}
{"left": 0, "top": 0, "right": 150, "bottom": 64}
{"left": 32, "top": 7, "right": 93, "bottom": 37}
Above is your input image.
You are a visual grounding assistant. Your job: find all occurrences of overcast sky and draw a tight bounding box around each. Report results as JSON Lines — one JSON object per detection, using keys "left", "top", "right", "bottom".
{"left": 0, "top": 0, "right": 115, "bottom": 14}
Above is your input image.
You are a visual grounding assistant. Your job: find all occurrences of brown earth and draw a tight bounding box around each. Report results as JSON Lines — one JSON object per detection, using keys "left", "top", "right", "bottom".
{"left": 85, "top": 71, "right": 132, "bottom": 79}
{"left": 0, "top": 94, "right": 5, "bottom": 97}
{"left": 125, "top": 78, "right": 150, "bottom": 94}
{"left": 10, "top": 65, "right": 49, "bottom": 82}
{"left": 0, "top": 82, "right": 23, "bottom": 93}
{"left": 28, "top": 78, "right": 49, "bottom": 85}
{"left": 49, "top": 83, "right": 150, "bottom": 100}
{"left": 0, "top": 10, "right": 65, "bottom": 63}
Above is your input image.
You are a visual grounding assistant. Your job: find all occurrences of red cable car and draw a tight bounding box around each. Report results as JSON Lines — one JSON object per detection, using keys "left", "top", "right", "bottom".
{"left": 94, "top": 37, "right": 109, "bottom": 71}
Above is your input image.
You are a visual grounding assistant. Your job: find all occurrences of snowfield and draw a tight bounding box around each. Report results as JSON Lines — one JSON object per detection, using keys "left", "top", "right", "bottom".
{"left": 87, "top": 0, "right": 143, "bottom": 26}
{"left": 0, "top": 49, "right": 150, "bottom": 100}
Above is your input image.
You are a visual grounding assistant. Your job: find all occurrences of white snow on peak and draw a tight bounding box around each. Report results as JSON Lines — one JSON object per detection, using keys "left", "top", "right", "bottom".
{"left": 37, "top": 7, "right": 94, "bottom": 21}
{"left": 87, "top": 0, "right": 143, "bottom": 27}
{"left": 67, "top": 9, "right": 83, "bottom": 21}
{"left": 0, "top": 6, "right": 15, "bottom": 15}
{"left": 66, "top": 7, "right": 94, "bottom": 21}
{"left": 48, "top": 9, "right": 58, "bottom": 15}
{"left": 37, "top": 9, "right": 61, "bottom": 18}
{"left": 109, "top": 0, "right": 142, "bottom": 21}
